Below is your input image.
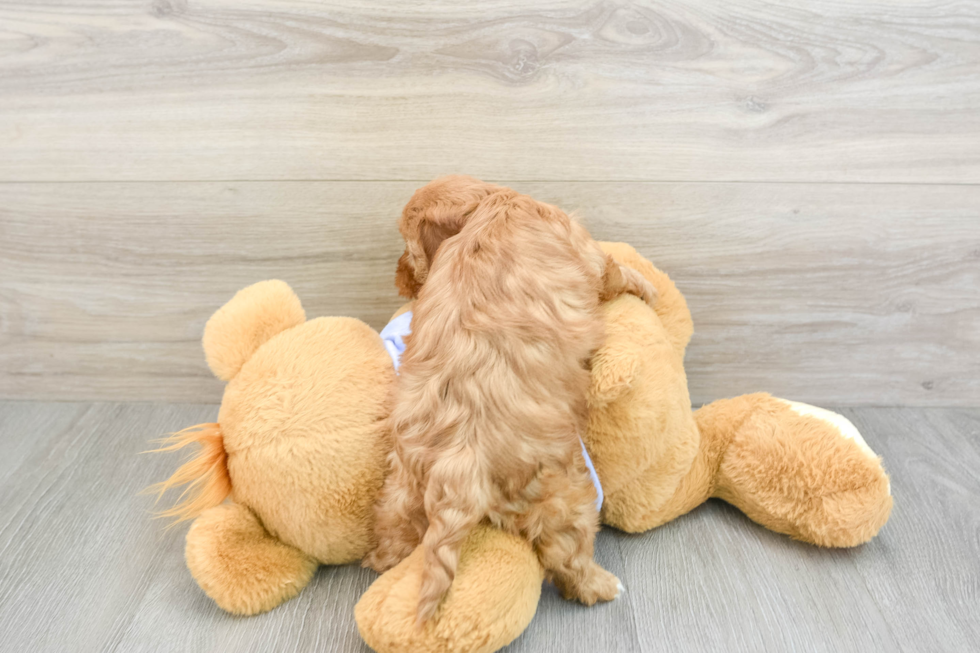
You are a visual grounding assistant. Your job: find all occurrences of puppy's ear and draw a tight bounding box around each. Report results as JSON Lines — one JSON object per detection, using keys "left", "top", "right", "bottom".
{"left": 395, "top": 201, "right": 434, "bottom": 298}
{"left": 395, "top": 205, "right": 466, "bottom": 298}
{"left": 395, "top": 176, "right": 505, "bottom": 297}
{"left": 395, "top": 250, "right": 422, "bottom": 298}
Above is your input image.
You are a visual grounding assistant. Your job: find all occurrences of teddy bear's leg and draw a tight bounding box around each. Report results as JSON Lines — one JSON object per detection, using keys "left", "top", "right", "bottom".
{"left": 185, "top": 503, "right": 318, "bottom": 615}
{"left": 694, "top": 393, "right": 893, "bottom": 547}
{"left": 356, "top": 524, "right": 544, "bottom": 653}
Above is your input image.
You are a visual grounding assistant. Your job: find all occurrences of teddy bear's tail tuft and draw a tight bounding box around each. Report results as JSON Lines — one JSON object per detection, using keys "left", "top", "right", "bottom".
{"left": 145, "top": 423, "right": 231, "bottom": 525}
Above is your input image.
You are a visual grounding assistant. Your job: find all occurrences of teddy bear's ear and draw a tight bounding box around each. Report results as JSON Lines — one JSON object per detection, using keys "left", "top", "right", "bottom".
{"left": 589, "top": 341, "right": 642, "bottom": 407}
{"left": 203, "top": 280, "right": 306, "bottom": 381}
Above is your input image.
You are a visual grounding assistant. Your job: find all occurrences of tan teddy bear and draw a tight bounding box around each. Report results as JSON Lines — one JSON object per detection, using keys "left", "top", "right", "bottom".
{"left": 152, "top": 243, "right": 891, "bottom": 653}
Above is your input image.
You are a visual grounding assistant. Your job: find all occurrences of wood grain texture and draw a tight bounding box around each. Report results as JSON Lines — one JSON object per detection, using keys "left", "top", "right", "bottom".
{"left": 838, "top": 407, "right": 980, "bottom": 648}
{"left": 0, "top": 0, "right": 978, "bottom": 182}
{"left": 0, "top": 401, "right": 977, "bottom": 652}
{"left": 2, "top": 181, "right": 977, "bottom": 405}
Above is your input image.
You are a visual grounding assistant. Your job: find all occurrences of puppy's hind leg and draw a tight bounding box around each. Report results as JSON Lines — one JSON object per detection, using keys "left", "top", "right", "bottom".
{"left": 363, "top": 451, "right": 427, "bottom": 573}
{"left": 526, "top": 466, "right": 621, "bottom": 605}
{"left": 416, "top": 447, "right": 487, "bottom": 624}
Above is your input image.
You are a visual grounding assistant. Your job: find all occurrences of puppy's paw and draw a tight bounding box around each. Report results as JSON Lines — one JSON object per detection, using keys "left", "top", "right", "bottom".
{"left": 362, "top": 546, "right": 400, "bottom": 574}
{"left": 561, "top": 565, "right": 622, "bottom": 606}
{"left": 590, "top": 567, "right": 623, "bottom": 604}
{"left": 621, "top": 266, "right": 658, "bottom": 308}
{"left": 638, "top": 280, "right": 658, "bottom": 308}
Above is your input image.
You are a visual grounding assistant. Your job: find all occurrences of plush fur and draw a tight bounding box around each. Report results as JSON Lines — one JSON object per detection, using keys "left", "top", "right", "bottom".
{"left": 155, "top": 280, "right": 393, "bottom": 605}
{"left": 368, "top": 179, "right": 656, "bottom": 622}
{"left": 202, "top": 279, "right": 306, "bottom": 382}
{"left": 152, "top": 245, "right": 891, "bottom": 653}
{"left": 185, "top": 503, "right": 318, "bottom": 615}
{"left": 356, "top": 525, "right": 544, "bottom": 653}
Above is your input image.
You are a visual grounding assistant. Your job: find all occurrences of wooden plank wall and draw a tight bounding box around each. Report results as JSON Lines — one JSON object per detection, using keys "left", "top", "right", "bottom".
{"left": 1, "top": 0, "right": 978, "bottom": 405}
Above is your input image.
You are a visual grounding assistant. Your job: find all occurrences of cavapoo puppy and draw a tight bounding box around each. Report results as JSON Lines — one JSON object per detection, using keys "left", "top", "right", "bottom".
{"left": 364, "top": 176, "right": 657, "bottom": 623}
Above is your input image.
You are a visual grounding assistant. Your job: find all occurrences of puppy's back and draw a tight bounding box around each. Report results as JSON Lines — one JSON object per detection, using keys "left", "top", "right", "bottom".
{"left": 393, "top": 188, "right": 609, "bottom": 622}
{"left": 394, "top": 190, "right": 604, "bottom": 477}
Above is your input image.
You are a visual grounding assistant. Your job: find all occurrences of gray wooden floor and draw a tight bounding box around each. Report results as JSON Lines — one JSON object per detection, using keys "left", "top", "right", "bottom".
{"left": 0, "top": 401, "right": 976, "bottom": 652}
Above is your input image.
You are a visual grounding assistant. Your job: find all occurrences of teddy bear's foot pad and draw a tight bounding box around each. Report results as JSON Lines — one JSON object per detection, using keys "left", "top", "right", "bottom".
{"left": 711, "top": 394, "right": 893, "bottom": 548}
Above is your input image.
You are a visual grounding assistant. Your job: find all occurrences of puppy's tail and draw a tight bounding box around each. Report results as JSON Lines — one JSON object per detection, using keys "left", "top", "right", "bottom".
{"left": 416, "top": 447, "right": 486, "bottom": 625}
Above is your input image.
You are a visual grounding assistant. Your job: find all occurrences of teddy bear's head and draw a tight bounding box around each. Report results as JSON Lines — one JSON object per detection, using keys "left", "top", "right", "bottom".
{"left": 203, "top": 280, "right": 394, "bottom": 564}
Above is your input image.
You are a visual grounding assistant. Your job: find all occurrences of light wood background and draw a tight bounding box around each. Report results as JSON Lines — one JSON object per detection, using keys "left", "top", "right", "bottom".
{"left": 1, "top": 0, "right": 978, "bottom": 405}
